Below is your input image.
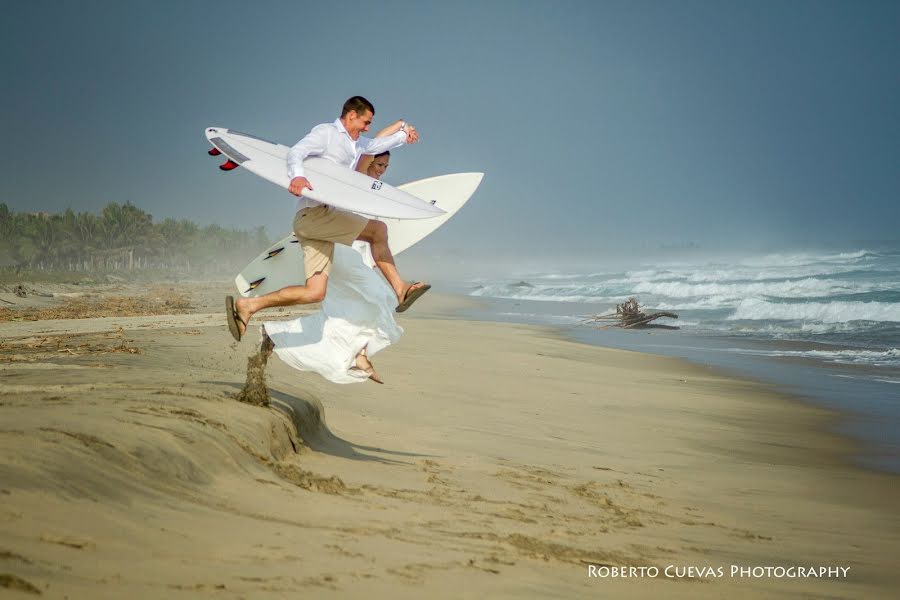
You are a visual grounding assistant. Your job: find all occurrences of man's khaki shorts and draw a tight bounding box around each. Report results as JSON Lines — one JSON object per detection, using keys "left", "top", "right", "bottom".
{"left": 293, "top": 205, "right": 369, "bottom": 278}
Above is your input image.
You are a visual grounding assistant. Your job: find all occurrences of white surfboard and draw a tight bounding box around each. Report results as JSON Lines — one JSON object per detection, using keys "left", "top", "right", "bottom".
{"left": 205, "top": 127, "right": 445, "bottom": 220}
{"left": 234, "top": 172, "right": 483, "bottom": 297}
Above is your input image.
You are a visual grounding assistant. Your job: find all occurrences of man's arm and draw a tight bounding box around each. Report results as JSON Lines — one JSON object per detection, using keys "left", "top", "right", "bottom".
{"left": 373, "top": 120, "right": 420, "bottom": 143}
{"left": 358, "top": 120, "right": 419, "bottom": 156}
{"left": 356, "top": 120, "right": 417, "bottom": 174}
{"left": 286, "top": 125, "right": 329, "bottom": 196}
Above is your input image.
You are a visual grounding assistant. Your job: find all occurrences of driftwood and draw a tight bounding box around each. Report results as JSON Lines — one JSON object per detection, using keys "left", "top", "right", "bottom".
{"left": 11, "top": 284, "right": 53, "bottom": 298}
{"left": 583, "top": 297, "right": 679, "bottom": 330}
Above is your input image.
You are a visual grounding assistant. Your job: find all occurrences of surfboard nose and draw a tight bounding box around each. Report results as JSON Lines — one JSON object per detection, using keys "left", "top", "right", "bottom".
{"left": 204, "top": 127, "right": 225, "bottom": 141}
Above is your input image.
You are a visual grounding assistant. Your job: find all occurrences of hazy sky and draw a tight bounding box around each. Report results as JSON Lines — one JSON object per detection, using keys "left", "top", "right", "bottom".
{"left": 2, "top": 0, "right": 898, "bottom": 274}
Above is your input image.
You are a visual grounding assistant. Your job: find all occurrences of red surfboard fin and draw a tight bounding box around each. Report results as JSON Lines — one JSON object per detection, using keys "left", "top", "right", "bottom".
{"left": 245, "top": 277, "right": 265, "bottom": 293}
{"left": 208, "top": 147, "right": 222, "bottom": 156}
{"left": 219, "top": 159, "right": 239, "bottom": 171}
{"left": 264, "top": 247, "right": 285, "bottom": 260}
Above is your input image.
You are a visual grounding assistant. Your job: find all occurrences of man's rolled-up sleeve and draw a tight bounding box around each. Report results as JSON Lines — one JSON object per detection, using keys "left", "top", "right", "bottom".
{"left": 358, "top": 130, "right": 406, "bottom": 157}
{"left": 287, "top": 126, "right": 329, "bottom": 180}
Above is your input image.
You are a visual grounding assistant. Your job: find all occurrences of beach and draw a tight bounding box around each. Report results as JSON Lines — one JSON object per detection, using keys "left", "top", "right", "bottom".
{"left": 1, "top": 285, "right": 899, "bottom": 599}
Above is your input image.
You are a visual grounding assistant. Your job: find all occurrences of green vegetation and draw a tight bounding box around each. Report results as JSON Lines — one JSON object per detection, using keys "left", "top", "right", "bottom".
{"left": 0, "top": 202, "right": 270, "bottom": 277}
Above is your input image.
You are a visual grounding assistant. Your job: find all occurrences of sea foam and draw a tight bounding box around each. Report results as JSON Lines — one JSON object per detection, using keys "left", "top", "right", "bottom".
{"left": 729, "top": 299, "right": 900, "bottom": 323}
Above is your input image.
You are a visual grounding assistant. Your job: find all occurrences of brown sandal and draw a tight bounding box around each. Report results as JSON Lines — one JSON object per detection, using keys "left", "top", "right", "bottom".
{"left": 225, "top": 296, "right": 247, "bottom": 341}
{"left": 396, "top": 282, "right": 431, "bottom": 313}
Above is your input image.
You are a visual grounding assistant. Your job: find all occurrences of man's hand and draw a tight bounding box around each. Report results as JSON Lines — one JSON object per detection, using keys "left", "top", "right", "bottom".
{"left": 288, "top": 176, "right": 313, "bottom": 197}
{"left": 405, "top": 124, "right": 419, "bottom": 144}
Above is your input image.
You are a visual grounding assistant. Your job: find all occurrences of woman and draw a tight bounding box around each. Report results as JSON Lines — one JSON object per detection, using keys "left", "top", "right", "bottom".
{"left": 356, "top": 151, "right": 390, "bottom": 180}
{"left": 259, "top": 145, "right": 404, "bottom": 384}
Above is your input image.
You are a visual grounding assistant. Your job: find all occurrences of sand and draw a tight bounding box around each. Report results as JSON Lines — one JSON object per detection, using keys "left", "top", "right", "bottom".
{"left": 1, "top": 286, "right": 898, "bottom": 599}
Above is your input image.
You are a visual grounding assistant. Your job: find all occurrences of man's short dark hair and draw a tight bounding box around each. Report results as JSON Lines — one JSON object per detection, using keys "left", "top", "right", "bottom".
{"left": 373, "top": 151, "right": 390, "bottom": 158}
{"left": 342, "top": 96, "right": 375, "bottom": 117}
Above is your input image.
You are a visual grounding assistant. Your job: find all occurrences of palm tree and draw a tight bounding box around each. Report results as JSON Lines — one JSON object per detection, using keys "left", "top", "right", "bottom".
{"left": 0, "top": 203, "right": 268, "bottom": 274}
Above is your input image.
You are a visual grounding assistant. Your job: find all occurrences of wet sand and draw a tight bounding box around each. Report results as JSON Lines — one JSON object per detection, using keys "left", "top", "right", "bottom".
{"left": 1, "top": 286, "right": 898, "bottom": 598}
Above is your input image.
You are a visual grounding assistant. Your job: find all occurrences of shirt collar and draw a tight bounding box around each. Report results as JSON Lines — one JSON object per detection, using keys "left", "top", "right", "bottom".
{"left": 333, "top": 118, "right": 350, "bottom": 137}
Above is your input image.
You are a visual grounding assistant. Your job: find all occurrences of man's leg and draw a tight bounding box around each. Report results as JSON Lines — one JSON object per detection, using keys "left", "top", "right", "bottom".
{"left": 356, "top": 219, "right": 427, "bottom": 302}
{"left": 233, "top": 272, "right": 328, "bottom": 338}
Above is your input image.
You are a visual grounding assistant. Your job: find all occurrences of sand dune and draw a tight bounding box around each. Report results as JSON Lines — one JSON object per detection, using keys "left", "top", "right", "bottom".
{"left": 1, "top": 291, "right": 898, "bottom": 598}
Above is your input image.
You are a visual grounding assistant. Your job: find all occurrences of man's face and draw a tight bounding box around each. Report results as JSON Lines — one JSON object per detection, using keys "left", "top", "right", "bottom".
{"left": 344, "top": 109, "right": 373, "bottom": 140}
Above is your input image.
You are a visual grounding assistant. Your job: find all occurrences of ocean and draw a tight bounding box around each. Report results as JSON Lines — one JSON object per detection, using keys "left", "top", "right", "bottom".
{"left": 450, "top": 249, "right": 900, "bottom": 473}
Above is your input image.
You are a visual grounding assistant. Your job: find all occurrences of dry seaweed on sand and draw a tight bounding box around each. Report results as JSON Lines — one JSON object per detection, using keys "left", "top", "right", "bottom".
{"left": 0, "top": 328, "right": 142, "bottom": 361}
{"left": 582, "top": 297, "right": 679, "bottom": 330}
{"left": 0, "top": 288, "right": 193, "bottom": 321}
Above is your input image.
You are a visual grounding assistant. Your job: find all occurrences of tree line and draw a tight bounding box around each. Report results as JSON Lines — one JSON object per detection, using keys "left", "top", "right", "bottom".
{"left": 0, "top": 202, "right": 270, "bottom": 274}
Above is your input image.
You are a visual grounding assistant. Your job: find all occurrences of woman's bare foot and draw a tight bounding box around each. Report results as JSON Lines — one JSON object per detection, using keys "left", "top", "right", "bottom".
{"left": 353, "top": 347, "right": 383, "bottom": 384}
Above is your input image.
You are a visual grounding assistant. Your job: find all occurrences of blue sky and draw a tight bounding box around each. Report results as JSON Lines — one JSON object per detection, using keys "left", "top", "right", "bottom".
{"left": 2, "top": 0, "right": 898, "bottom": 274}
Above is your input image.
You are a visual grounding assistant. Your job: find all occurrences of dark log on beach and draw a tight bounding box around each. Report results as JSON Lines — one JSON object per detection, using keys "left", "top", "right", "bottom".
{"left": 582, "top": 297, "right": 679, "bottom": 330}
{"left": 622, "top": 311, "right": 679, "bottom": 328}
{"left": 12, "top": 285, "right": 53, "bottom": 299}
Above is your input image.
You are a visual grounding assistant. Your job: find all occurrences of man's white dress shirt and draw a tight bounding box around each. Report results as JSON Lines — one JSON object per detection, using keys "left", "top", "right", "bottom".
{"left": 286, "top": 118, "right": 406, "bottom": 211}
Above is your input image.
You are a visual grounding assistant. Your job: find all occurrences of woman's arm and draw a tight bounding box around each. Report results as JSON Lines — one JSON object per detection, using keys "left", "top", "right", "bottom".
{"left": 373, "top": 119, "right": 405, "bottom": 138}
{"left": 356, "top": 120, "right": 411, "bottom": 174}
{"left": 356, "top": 154, "right": 375, "bottom": 175}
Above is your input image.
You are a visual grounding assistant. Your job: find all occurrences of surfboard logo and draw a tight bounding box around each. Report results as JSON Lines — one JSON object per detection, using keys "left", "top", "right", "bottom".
{"left": 371, "top": 181, "right": 383, "bottom": 190}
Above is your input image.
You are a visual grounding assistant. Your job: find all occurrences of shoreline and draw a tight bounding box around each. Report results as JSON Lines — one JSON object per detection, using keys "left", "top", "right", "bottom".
{"left": 417, "top": 296, "right": 886, "bottom": 485}
{"left": 565, "top": 325, "right": 900, "bottom": 478}
{"left": 1, "top": 287, "right": 899, "bottom": 597}
{"left": 443, "top": 290, "right": 900, "bottom": 476}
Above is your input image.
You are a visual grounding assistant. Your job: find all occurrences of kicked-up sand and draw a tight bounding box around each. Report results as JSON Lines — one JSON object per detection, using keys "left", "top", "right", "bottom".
{"left": 1, "top": 286, "right": 898, "bottom": 599}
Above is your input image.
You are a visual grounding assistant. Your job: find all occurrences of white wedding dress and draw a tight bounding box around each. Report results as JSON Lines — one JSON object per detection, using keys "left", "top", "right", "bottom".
{"left": 262, "top": 241, "right": 402, "bottom": 383}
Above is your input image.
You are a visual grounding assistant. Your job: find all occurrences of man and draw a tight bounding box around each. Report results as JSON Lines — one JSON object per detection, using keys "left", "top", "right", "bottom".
{"left": 227, "top": 96, "right": 429, "bottom": 341}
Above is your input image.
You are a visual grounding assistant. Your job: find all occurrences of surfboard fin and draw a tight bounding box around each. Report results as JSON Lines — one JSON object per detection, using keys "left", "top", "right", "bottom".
{"left": 208, "top": 147, "right": 222, "bottom": 156}
{"left": 219, "top": 159, "right": 240, "bottom": 171}
{"left": 244, "top": 277, "right": 266, "bottom": 294}
{"left": 263, "top": 247, "right": 285, "bottom": 260}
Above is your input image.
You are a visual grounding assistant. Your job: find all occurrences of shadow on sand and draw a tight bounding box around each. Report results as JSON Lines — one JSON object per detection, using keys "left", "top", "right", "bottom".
{"left": 212, "top": 380, "right": 433, "bottom": 465}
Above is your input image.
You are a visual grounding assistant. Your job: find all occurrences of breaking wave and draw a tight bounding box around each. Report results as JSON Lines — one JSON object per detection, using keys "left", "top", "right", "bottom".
{"left": 633, "top": 278, "right": 875, "bottom": 300}
{"left": 728, "top": 299, "right": 900, "bottom": 324}
{"left": 725, "top": 347, "right": 900, "bottom": 367}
